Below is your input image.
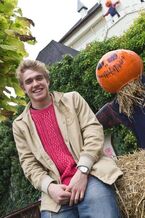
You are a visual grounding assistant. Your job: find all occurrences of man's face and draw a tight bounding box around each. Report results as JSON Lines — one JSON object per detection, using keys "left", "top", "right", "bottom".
{"left": 21, "top": 69, "right": 50, "bottom": 105}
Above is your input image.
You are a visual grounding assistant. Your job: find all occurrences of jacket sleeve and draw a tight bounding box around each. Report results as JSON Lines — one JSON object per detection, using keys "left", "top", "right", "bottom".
{"left": 73, "top": 92, "right": 104, "bottom": 171}
{"left": 12, "top": 121, "right": 55, "bottom": 194}
{"left": 96, "top": 102, "right": 122, "bottom": 129}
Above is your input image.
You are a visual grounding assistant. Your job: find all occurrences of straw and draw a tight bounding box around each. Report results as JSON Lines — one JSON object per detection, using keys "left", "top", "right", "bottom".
{"left": 117, "top": 79, "right": 145, "bottom": 118}
{"left": 115, "top": 150, "right": 145, "bottom": 218}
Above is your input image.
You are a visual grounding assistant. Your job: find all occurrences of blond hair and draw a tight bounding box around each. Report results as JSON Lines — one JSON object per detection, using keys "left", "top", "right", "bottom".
{"left": 16, "top": 59, "right": 50, "bottom": 86}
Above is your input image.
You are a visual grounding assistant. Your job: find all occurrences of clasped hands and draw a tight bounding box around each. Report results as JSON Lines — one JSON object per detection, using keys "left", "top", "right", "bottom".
{"left": 48, "top": 169, "right": 88, "bottom": 206}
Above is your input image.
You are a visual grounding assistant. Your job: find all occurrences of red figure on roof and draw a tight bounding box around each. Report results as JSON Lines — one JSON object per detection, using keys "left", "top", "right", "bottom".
{"left": 103, "top": 1, "right": 120, "bottom": 18}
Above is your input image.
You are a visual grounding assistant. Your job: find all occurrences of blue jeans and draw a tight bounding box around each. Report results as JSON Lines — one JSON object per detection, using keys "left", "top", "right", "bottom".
{"left": 41, "top": 176, "right": 121, "bottom": 218}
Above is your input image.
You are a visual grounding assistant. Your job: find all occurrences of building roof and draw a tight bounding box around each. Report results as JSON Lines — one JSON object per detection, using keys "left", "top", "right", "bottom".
{"left": 59, "top": 3, "right": 102, "bottom": 43}
{"left": 77, "top": 0, "right": 88, "bottom": 12}
{"left": 36, "top": 40, "right": 79, "bottom": 65}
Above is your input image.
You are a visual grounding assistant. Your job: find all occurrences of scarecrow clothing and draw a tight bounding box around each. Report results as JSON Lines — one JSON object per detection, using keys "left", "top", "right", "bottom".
{"left": 108, "top": 6, "right": 120, "bottom": 17}
{"left": 104, "top": 2, "right": 120, "bottom": 18}
{"left": 96, "top": 76, "right": 145, "bottom": 149}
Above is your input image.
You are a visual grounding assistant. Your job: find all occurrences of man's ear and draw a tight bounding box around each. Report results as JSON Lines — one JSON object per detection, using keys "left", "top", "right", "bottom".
{"left": 20, "top": 84, "right": 26, "bottom": 93}
{"left": 47, "top": 80, "right": 50, "bottom": 87}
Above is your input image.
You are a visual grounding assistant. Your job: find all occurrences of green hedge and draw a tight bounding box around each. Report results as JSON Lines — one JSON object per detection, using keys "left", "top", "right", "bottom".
{"left": 0, "top": 111, "right": 40, "bottom": 217}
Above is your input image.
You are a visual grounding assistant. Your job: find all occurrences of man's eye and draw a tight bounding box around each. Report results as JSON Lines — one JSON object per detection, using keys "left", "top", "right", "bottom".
{"left": 36, "top": 76, "right": 44, "bottom": 81}
{"left": 25, "top": 79, "right": 32, "bottom": 84}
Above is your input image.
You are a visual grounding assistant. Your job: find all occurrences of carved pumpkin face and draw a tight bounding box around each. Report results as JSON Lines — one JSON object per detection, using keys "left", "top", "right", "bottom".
{"left": 96, "top": 49, "right": 144, "bottom": 93}
{"left": 105, "top": 0, "right": 112, "bottom": 7}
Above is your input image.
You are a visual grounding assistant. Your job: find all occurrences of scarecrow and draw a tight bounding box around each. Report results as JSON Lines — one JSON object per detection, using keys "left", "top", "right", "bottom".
{"left": 95, "top": 49, "right": 145, "bottom": 149}
{"left": 103, "top": 0, "right": 120, "bottom": 19}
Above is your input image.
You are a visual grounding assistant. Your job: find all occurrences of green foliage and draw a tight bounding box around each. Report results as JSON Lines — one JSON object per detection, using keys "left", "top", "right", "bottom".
{"left": 120, "top": 12, "right": 145, "bottom": 55}
{"left": 0, "top": 115, "right": 40, "bottom": 217}
{"left": 50, "top": 55, "right": 74, "bottom": 92}
{"left": 0, "top": 0, "right": 35, "bottom": 121}
{"left": 0, "top": 0, "right": 39, "bottom": 215}
{"left": 111, "top": 126, "right": 138, "bottom": 155}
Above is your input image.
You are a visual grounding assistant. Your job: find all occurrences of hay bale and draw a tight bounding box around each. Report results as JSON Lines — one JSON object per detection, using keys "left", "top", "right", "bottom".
{"left": 115, "top": 150, "right": 145, "bottom": 218}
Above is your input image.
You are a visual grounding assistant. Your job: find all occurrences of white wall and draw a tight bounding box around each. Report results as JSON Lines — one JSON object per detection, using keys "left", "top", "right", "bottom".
{"left": 63, "top": 1, "right": 145, "bottom": 51}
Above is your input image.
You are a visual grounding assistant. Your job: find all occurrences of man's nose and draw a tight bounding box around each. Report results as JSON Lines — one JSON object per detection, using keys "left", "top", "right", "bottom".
{"left": 32, "top": 79, "right": 39, "bottom": 86}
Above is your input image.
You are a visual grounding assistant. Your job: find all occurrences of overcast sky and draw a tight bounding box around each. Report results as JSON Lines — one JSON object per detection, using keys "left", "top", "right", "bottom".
{"left": 18, "top": 0, "right": 98, "bottom": 59}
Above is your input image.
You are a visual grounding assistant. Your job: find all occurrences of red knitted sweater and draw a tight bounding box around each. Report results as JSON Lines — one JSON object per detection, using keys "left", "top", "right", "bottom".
{"left": 30, "top": 103, "right": 77, "bottom": 185}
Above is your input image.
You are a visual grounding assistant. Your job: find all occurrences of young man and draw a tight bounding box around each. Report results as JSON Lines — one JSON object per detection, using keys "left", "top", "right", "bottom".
{"left": 13, "top": 59, "right": 123, "bottom": 218}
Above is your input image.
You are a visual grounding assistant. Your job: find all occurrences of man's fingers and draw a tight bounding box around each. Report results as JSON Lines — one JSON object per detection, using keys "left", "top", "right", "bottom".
{"left": 69, "top": 189, "right": 84, "bottom": 206}
{"left": 74, "top": 190, "right": 85, "bottom": 204}
{"left": 61, "top": 190, "right": 71, "bottom": 199}
{"left": 80, "top": 190, "right": 85, "bottom": 202}
{"left": 74, "top": 191, "right": 80, "bottom": 204}
{"left": 65, "top": 185, "right": 72, "bottom": 192}
{"left": 69, "top": 189, "right": 76, "bottom": 206}
{"left": 61, "top": 184, "right": 68, "bottom": 190}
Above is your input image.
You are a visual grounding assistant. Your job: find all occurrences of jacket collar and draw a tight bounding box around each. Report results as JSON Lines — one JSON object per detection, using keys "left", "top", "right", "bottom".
{"left": 51, "top": 91, "right": 64, "bottom": 105}
{"left": 15, "top": 91, "right": 64, "bottom": 121}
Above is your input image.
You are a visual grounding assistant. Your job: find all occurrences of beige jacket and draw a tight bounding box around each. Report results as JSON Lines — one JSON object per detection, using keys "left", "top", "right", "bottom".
{"left": 13, "top": 91, "right": 123, "bottom": 212}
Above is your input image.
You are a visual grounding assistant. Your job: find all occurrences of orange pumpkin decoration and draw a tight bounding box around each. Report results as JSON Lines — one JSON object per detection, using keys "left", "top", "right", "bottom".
{"left": 105, "top": 0, "right": 112, "bottom": 7}
{"left": 96, "top": 49, "right": 144, "bottom": 93}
